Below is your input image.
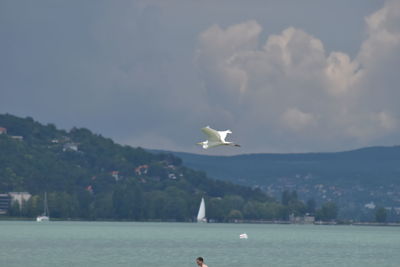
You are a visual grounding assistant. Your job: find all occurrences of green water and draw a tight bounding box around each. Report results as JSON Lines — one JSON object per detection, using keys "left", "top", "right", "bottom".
{"left": 0, "top": 221, "right": 399, "bottom": 267}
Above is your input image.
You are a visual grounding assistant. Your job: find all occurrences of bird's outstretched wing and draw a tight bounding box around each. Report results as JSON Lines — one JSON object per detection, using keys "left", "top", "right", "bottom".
{"left": 218, "top": 130, "right": 231, "bottom": 143}
{"left": 201, "top": 126, "right": 222, "bottom": 142}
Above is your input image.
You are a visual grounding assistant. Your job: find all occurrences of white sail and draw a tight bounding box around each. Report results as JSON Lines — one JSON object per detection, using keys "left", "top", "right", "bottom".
{"left": 197, "top": 197, "right": 206, "bottom": 223}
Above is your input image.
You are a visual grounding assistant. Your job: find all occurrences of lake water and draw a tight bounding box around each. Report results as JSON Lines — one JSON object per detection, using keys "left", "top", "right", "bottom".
{"left": 0, "top": 221, "right": 399, "bottom": 267}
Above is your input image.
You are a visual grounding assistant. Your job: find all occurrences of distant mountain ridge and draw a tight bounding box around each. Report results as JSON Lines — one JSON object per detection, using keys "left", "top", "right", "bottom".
{"left": 163, "top": 146, "right": 400, "bottom": 220}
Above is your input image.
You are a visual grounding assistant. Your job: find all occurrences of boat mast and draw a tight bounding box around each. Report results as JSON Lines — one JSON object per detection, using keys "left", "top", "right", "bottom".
{"left": 44, "top": 192, "right": 49, "bottom": 217}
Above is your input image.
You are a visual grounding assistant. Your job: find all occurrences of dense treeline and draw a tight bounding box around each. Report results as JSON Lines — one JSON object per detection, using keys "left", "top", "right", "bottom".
{"left": 1, "top": 114, "right": 337, "bottom": 221}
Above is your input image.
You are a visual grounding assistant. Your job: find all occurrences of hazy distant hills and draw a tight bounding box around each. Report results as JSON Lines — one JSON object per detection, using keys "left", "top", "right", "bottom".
{"left": 167, "top": 147, "right": 400, "bottom": 220}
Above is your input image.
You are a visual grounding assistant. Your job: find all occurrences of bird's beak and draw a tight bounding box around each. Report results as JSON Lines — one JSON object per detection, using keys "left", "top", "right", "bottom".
{"left": 196, "top": 142, "right": 202, "bottom": 145}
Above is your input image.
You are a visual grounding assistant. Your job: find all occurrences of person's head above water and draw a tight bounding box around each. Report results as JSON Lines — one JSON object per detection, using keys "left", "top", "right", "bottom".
{"left": 196, "top": 257, "right": 205, "bottom": 266}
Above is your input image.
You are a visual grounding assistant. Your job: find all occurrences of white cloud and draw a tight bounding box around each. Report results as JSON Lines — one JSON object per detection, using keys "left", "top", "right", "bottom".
{"left": 195, "top": 0, "right": 400, "bottom": 151}
{"left": 281, "top": 108, "right": 317, "bottom": 132}
{"left": 359, "top": 0, "right": 400, "bottom": 65}
{"left": 324, "top": 52, "right": 360, "bottom": 96}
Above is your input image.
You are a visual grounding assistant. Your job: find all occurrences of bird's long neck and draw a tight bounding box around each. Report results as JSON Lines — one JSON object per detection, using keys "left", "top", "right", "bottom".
{"left": 225, "top": 142, "right": 240, "bottom": 147}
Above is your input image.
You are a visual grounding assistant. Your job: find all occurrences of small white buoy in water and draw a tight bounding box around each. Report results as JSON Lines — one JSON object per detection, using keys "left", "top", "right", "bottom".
{"left": 239, "top": 233, "right": 248, "bottom": 239}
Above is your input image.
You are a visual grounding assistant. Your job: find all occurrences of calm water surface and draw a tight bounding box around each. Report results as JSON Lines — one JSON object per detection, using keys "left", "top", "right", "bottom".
{"left": 0, "top": 221, "right": 399, "bottom": 267}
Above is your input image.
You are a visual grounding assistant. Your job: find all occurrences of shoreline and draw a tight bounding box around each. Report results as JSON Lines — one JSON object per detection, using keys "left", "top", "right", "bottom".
{"left": 1, "top": 217, "right": 400, "bottom": 226}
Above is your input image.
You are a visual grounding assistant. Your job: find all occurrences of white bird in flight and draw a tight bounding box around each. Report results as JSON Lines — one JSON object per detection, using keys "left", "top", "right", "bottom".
{"left": 197, "top": 126, "right": 240, "bottom": 149}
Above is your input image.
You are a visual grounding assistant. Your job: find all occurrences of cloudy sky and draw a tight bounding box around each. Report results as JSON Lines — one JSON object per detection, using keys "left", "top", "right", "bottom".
{"left": 1, "top": 0, "right": 399, "bottom": 154}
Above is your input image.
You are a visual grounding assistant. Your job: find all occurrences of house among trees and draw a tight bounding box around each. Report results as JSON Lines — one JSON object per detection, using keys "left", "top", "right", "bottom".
{"left": 168, "top": 173, "right": 177, "bottom": 180}
{"left": 111, "top": 171, "right": 119, "bottom": 181}
{"left": 0, "top": 127, "right": 23, "bottom": 140}
{"left": 86, "top": 185, "right": 94, "bottom": 194}
{"left": 9, "top": 192, "right": 31, "bottom": 209}
{"left": 135, "top": 165, "right": 148, "bottom": 176}
{"left": 63, "top": 142, "right": 78, "bottom": 152}
{"left": 11, "top": 135, "right": 23, "bottom": 141}
{"left": 0, "top": 194, "right": 11, "bottom": 214}
{"left": 0, "top": 192, "right": 31, "bottom": 214}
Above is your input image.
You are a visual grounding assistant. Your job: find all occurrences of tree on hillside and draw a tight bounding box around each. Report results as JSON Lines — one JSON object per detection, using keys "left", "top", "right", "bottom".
{"left": 316, "top": 202, "right": 338, "bottom": 221}
{"left": 281, "top": 190, "right": 306, "bottom": 216}
{"left": 375, "top": 207, "right": 387, "bottom": 223}
{"left": 306, "top": 199, "right": 316, "bottom": 214}
{"left": 281, "top": 190, "right": 296, "bottom": 205}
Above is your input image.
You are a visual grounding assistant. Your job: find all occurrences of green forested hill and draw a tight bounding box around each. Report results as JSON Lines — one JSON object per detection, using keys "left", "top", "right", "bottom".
{"left": 0, "top": 114, "right": 291, "bottom": 221}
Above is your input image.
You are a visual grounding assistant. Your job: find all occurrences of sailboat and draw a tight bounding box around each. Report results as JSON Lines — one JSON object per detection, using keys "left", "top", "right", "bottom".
{"left": 36, "top": 192, "right": 50, "bottom": 222}
{"left": 197, "top": 197, "right": 207, "bottom": 223}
